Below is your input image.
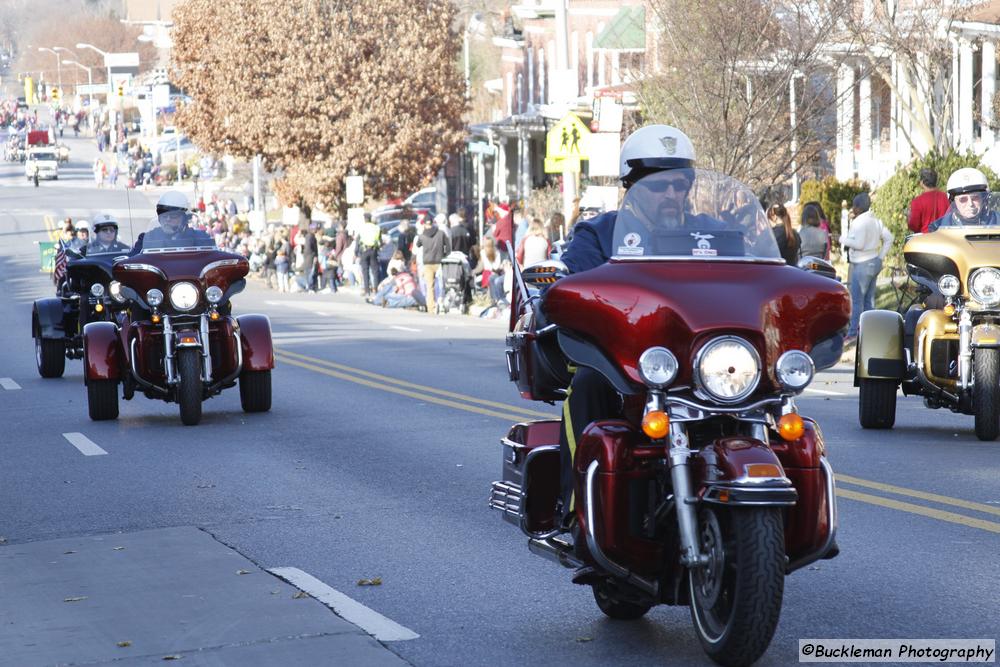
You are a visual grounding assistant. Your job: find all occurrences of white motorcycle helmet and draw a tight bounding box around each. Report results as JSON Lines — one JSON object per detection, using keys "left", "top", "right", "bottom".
{"left": 619, "top": 124, "right": 696, "bottom": 187}
{"left": 75, "top": 220, "right": 90, "bottom": 233}
{"left": 156, "top": 190, "right": 190, "bottom": 214}
{"left": 92, "top": 212, "right": 119, "bottom": 231}
{"left": 946, "top": 167, "right": 988, "bottom": 199}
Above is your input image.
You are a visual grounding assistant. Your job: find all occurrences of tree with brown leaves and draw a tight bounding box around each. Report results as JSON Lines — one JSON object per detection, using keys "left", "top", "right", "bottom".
{"left": 172, "top": 0, "right": 467, "bottom": 212}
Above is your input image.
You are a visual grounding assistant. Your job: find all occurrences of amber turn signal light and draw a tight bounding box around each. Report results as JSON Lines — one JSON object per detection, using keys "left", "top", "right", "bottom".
{"left": 642, "top": 410, "right": 669, "bottom": 439}
{"left": 94, "top": 303, "right": 104, "bottom": 313}
{"left": 210, "top": 311, "right": 220, "bottom": 321}
{"left": 944, "top": 304, "right": 956, "bottom": 316}
{"left": 151, "top": 314, "right": 161, "bottom": 324}
{"left": 745, "top": 463, "right": 782, "bottom": 478}
{"left": 777, "top": 413, "right": 805, "bottom": 441}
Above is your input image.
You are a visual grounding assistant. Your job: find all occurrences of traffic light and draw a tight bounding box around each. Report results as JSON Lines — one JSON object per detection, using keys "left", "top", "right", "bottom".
{"left": 117, "top": 84, "right": 124, "bottom": 97}
{"left": 51, "top": 87, "right": 59, "bottom": 101}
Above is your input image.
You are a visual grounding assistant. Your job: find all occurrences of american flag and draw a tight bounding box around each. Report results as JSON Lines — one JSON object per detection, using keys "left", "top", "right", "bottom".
{"left": 52, "top": 241, "right": 67, "bottom": 286}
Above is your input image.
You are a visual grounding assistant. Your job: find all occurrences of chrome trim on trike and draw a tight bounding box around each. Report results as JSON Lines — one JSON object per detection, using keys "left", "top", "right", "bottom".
{"left": 198, "top": 258, "right": 242, "bottom": 278}
{"left": 120, "top": 263, "right": 166, "bottom": 278}
{"left": 200, "top": 314, "right": 212, "bottom": 382}
{"left": 915, "top": 329, "right": 960, "bottom": 404}
{"left": 665, "top": 394, "right": 783, "bottom": 417}
{"left": 585, "top": 460, "right": 659, "bottom": 597}
{"left": 519, "top": 445, "right": 561, "bottom": 539}
{"left": 205, "top": 326, "right": 242, "bottom": 394}
{"left": 786, "top": 456, "right": 839, "bottom": 573}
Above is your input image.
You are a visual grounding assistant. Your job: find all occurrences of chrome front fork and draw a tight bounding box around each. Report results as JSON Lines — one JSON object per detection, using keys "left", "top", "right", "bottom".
{"left": 199, "top": 314, "right": 212, "bottom": 382}
{"left": 162, "top": 314, "right": 177, "bottom": 384}
{"left": 668, "top": 422, "right": 708, "bottom": 568}
{"left": 959, "top": 309, "right": 972, "bottom": 389}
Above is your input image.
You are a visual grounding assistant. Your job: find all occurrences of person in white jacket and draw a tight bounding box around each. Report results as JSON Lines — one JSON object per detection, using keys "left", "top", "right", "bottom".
{"left": 841, "top": 192, "right": 893, "bottom": 341}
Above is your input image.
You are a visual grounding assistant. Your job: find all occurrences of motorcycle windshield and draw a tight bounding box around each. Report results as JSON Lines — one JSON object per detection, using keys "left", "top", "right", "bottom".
{"left": 931, "top": 191, "right": 999, "bottom": 230}
{"left": 138, "top": 211, "right": 215, "bottom": 252}
{"left": 611, "top": 169, "right": 781, "bottom": 261}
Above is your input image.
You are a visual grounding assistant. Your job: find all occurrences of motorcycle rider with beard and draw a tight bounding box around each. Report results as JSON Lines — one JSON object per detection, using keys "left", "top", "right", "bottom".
{"left": 556, "top": 124, "right": 708, "bottom": 532}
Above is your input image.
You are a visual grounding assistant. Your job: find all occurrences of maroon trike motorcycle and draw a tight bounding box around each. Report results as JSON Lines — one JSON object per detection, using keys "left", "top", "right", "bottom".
{"left": 83, "top": 222, "right": 274, "bottom": 425}
{"left": 492, "top": 170, "right": 849, "bottom": 666}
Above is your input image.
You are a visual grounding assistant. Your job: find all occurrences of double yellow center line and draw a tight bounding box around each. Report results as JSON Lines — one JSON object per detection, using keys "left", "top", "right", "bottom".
{"left": 274, "top": 346, "right": 1000, "bottom": 535}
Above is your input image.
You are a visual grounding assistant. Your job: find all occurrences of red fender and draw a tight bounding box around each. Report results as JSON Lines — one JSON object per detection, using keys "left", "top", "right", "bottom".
{"left": 83, "top": 321, "right": 123, "bottom": 381}
{"left": 237, "top": 314, "right": 274, "bottom": 371}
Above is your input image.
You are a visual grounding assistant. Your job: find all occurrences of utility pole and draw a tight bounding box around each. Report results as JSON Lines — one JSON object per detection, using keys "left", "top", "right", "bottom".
{"left": 554, "top": 0, "right": 578, "bottom": 223}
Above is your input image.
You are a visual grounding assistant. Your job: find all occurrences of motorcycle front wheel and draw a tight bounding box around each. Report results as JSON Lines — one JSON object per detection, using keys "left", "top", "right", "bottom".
{"left": 974, "top": 348, "right": 1000, "bottom": 441}
{"left": 689, "top": 506, "right": 784, "bottom": 667}
{"left": 177, "top": 348, "right": 203, "bottom": 426}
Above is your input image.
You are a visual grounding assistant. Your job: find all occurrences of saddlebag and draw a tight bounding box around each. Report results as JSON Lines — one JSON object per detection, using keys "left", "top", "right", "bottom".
{"left": 489, "top": 420, "right": 561, "bottom": 536}
{"left": 505, "top": 311, "right": 572, "bottom": 402}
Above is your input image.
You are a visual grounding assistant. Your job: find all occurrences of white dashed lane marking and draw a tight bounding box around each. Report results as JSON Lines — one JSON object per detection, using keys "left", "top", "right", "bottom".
{"left": 0, "top": 378, "right": 21, "bottom": 390}
{"left": 268, "top": 567, "right": 419, "bottom": 641}
{"left": 390, "top": 326, "right": 421, "bottom": 333}
{"left": 62, "top": 433, "right": 108, "bottom": 456}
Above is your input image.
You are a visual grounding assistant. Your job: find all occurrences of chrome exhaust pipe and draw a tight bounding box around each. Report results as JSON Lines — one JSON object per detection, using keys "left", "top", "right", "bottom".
{"left": 527, "top": 536, "right": 582, "bottom": 570}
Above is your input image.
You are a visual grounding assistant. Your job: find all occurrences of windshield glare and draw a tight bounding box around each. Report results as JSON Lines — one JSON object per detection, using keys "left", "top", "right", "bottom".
{"left": 139, "top": 211, "right": 215, "bottom": 251}
{"left": 611, "top": 169, "right": 781, "bottom": 261}
{"left": 933, "top": 191, "right": 999, "bottom": 229}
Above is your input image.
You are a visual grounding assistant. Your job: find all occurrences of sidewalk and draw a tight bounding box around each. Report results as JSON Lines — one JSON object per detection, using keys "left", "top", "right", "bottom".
{"left": 0, "top": 526, "right": 408, "bottom": 666}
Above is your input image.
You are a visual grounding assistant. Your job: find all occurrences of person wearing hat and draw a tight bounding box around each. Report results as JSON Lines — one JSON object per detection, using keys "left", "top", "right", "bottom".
{"left": 841, "top": 192, "right": 893, "bottom": 342}
{"left": 87, "top": 214, "right": 130, "bottom": 254}
{"left": 927, "top": 167, "right": 997, "bottom": 232}
{"left": 70, "top": 220, "right": 91, "bottom": 252}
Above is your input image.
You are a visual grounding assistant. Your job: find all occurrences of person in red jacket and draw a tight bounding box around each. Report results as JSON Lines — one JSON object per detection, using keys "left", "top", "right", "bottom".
{"left": 908, "top": 168, "right": 949, "bottom": 233}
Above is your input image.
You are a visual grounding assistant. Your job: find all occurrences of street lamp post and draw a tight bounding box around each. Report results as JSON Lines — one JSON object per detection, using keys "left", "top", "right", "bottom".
{"left": 37, "top": 48, "right": 61, "bottom": 102}
{"left": 789, "top": 70, "right": 805, "bottom": 202}
{"left": 62, "top": 60, "right": 92, "bottom": 108}
{"left": 76, "top": 43, "right": 116, "bottom": 149}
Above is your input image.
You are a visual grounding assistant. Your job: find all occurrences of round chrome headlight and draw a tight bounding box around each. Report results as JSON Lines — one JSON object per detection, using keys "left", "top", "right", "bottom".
{"left": 90, "top": 283, "right": 105, "bottom": 297}
{"left": 969, "top": 268, "right": 1000, "bottom": 307}
{"left": 938, "top": 274, "right": 960, "bottom": 297}
{"left": 205, "top": 285, "right": 224, "bottom": 304}
{"left": 169, "top": 282, "right": 200, "bottom": 311}
{"left": 146, "top": 288, "right": 163, "bottom": 307}
{"left": 695, "top": 336, "right": 761, "bottom": 403}
{"left": 109, "top": 280, "right": 125, "bottom": 303}
{"left": 775, "top": 350, "right": 815, "bottom": 393}
{"left": 638, "top": 347, "right": 678, "bottom": 388}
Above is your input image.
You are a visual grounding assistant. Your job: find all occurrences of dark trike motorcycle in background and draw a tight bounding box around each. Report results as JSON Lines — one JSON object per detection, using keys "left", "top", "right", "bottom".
{"left": 491, "top": 170, "right": 849, "bottom": 666}
{"left": 33, "top": 247, "right": 124, "bottom": 378}
{"left": 82, "top": 223, "right": 274, "bottom": 425}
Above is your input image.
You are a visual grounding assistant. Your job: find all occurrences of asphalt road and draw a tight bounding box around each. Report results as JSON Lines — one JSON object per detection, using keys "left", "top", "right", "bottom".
{"left": 0, "top": 130, "right": 998, "bottom": 666}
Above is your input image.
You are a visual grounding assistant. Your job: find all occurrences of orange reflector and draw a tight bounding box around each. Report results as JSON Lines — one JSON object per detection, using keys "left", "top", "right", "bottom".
{"left": 777, "top": 413, "right": 805, "bottom": 441}
{"left": 179, "top": 335, "right": 198, "bottom": 345}
{"left": 944, "top": 304, "right": 956, "bottom": 316}
{"left": 745, "top": 463, "right": 782, "bottom": 478}
{"left": 151, "top": 314, "right": 161, "bottom": 324}
{"left": 95, "top": 303, "right": 104, "bottom": 312}
{"left": 641, "top": 410, "right": 669, "bottom": 439}
{"left": 717, "top": 489, "right": 730, "bottom": 503}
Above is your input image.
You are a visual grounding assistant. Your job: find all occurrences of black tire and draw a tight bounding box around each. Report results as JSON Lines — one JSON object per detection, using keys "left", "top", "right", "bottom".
{"left": 35, "top": 337, "right": 65, "bottom": 378}
{"left": 592, "top": 579, "right": 652, "bottom": 620}
{"left": 689, "top": 507, "right": 784, "bottom": 667}
{"left": 858, "top": 378, "right": 897, "bottom": 429}
{"left": 87, "top": 379, "right": 119, "bottom": 420}
{"left": 974, "top": 348, "right": 1000, "bottom": 441}
{"left": 239, "top": 369, "right": 272, "bottom": 413}
{"left": 177, "top": 348, "right": 203, "bottom": 426}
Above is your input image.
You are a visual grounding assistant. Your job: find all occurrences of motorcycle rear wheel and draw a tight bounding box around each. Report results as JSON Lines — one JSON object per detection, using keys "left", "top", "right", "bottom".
{"left": 87, "top": 379, "right": 119, "bottom": 420}
{"left": 36, "top": 337, "right": 65, "bottom": 378}
{"left": 239, "top": 369, "right": 272, "bottom": 413}
{"left": 974, "top": 348, "right": 1000, "bottom": 441}
{"left": 177, "top": 348, "right": 203, "bottom": 426}
{"left": 689, "top": 506, "right": 784, "bottom": 667}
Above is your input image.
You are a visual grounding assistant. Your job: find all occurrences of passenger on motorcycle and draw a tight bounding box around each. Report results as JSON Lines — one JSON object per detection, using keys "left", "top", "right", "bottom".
{"left": 70, "top": 221, "right": 90, "bottom": 252}
{"left": 556, "top": 124, "right": 700, "bottom": 527}
{"left": 86, "top": 214, "right": 130, "bottom": 255}
{"left": 928, "top": 168, "right": 998, "bottom": 231}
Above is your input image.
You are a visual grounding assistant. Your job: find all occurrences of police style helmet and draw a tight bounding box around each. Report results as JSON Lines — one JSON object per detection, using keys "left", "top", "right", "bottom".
{"left": 91, "top": 212, "right": 119, "bottom": 233}
{"left": 156, "top": 190, "right": 190, "bottom": 215}
{"left": 619, "top": 124, "right": 696, "bottom": 187}
{"left": 946, "top": 167, "right": 989, "bottom": 199}
{"left": 75, "top": 220, "right": 90, "bottom": 232}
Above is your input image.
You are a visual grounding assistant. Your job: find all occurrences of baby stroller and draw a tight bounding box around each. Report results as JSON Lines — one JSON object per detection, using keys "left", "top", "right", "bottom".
{"left": 438, "top": 251, "right": 474, "bottom": 314}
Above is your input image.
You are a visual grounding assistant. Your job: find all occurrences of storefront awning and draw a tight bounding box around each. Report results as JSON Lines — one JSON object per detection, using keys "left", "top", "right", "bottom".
{"left": 593, "top": 5, "right": 646, "bottom": 51}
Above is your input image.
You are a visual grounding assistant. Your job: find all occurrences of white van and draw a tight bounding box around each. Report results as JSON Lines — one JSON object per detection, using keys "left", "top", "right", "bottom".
{"left": 25, "top": 148, "right": 59, "bottom": 180}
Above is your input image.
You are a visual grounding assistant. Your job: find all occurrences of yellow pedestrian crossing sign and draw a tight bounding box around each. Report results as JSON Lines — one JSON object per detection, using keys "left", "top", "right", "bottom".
{"left": 546, "top": 113, "right": 591, "bottom": 161}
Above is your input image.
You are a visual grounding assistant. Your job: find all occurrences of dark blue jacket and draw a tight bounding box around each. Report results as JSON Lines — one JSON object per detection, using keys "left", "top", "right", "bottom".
{"left": 561, "top": 211, "right": 617, "bottom": 274}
